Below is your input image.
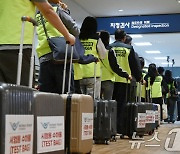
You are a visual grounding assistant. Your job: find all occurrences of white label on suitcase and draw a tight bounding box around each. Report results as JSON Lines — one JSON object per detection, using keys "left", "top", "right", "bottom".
{"left": 82, "top": 113, "right": 93, "bottom": 140}
{"left": 146, "top": 110, "right": 155, "bottom": 123}
{"left": 137, "top": 113, "right": 146, "bottom": 128}
{"left": 5, "top": 115, "right": 34, "bottom": 154}
{"left": 37, "top": 116, "right": 64, "bottom": 153}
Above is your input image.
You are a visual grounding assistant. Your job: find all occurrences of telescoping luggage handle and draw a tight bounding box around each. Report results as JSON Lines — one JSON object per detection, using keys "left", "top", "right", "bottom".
{"left": 61, "top": 41, "right": 74, "bottom": 154}
{"left": 62, "top": 41, "right": 74, "bottom": 94}
{"left": 125, "top": 79, "right": 142, "bottom": 103}
{"left": 16, "top": 16, "right": 38, "bottom": 88}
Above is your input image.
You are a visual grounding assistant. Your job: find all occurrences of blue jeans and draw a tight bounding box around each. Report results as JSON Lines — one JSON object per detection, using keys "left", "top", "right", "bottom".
{"left": 80, "top": 77, "right": 101, "bottom": 99}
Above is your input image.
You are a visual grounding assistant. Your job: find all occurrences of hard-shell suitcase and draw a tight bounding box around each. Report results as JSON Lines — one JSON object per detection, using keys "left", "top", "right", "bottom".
{"left": 155, "top": 104, "right": 161, "bottom": 128}
{"left": 62, "top": 94, "right": 93, "bottom": 153}
{"left": 32, "top": 92, "right": 65, "bottom": 154}
{"left": 61, "top": 43, "right": 93, "bottom": 153}
{"left": 0, "top": 16, "right": 37, "bottom": 154}
{"left": 109, "top": 100, "right": 117, "bottom": 141}
{"left": 0, "top": 83, "right": 34, "bottom": 154}
{"left": 153, "top": 103, "right": 160, "bottom": 129}
{"left": 93, "top": 100, "right": 112, "bottom": 144}
{"left": 120, "top": 82, "right": 146, "bottom": 139}
{"left": 145, "top": 103, "right": 156, "bottom": 135}
{"left": 121, "top": 102, "right": 146, "bottom": 139}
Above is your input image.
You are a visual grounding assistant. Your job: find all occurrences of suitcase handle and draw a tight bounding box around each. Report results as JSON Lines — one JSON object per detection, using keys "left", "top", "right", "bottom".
{"left": 21, "top": 16, "right": 38, "bottom": 26}
{"left": 62, "top": 42, "right": 74, "bottom": 94}
{"left": 17, "top": 16, "right": 37, "bottom": 87}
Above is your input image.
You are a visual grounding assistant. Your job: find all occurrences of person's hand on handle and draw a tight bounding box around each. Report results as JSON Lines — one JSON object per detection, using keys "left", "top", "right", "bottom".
{"left": 65, "top": 33, "right": 75, "bottom": 46}
{"left": 128, "top": 74, "right": 132, "bottom": 80}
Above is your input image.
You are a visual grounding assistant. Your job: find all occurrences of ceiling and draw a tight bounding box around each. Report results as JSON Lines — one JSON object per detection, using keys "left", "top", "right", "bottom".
{"left": 63, "top": 0, "right": 180, "bottom": 67}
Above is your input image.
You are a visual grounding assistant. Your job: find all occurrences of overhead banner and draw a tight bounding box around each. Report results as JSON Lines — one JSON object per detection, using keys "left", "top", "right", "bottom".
{"left": 96, "top": 14, "right": 180, "bottom": 34}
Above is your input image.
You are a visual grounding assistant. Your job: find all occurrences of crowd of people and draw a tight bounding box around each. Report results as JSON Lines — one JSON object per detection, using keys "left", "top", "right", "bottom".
{"left": 0, "top": 0, "right": 179, "bottom": 136}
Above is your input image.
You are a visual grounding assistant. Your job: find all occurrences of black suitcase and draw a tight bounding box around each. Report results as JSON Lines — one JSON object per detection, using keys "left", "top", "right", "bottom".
{"left": 120, "top": 82, "right": 147, "bottom": 139}
{"left": 0, "top": 83, "right": 34, "bottom": 154}
{"left": 109, "top": 100, "right": 117, "bottom": 141}
{"left": 153, "top": 103, "right": 159, "bottom": 129}
{"left": 144, "top": 103, "right": 156, "bottom": 135}
{"left": 144, "top": 88, "right": 156, "bottom": 135}
{"left": 121, "top": 102, "right": 146, "bottom": 139}
{"left": 32, "top": 92, "right": 65, "bottom": 154}
{"left": 93, "top": 99, "right": 112, "bottom": 144}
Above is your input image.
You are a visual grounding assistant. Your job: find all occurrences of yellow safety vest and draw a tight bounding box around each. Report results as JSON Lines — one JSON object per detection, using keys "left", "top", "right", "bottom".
{"left": 36, "top": 7, "right": 64, "bottom": 58}
{"left": 149, "top": 76, "right": 163, "bottom": 98}
{"left": 136, "top": 72, "right": 146, "bottom": 99}
{"left": 112, "top": 46, "right": 131, "bottom": 83}
{"left": 0, "top": 0, "right": 35, "bottom": 44}
{"left": 100, "top": 50, "right": 115, "bottom": 82}
{"left": 166, "top": 81, "right": 176, "bottom": 98}
{"left": 80, "top": 39, "right": 101, "bottom": 78}
{"left": 74, "top": 63, "right": 83, "bottom": 80}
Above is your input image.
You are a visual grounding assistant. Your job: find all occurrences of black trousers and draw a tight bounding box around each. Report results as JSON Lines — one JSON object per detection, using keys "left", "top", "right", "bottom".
{"left": 152, "top": 97, "right": 163, "bottom": 121}
{"left": 113, "top": 82, "right": 131, "bottom": 134}
{"left": 39, "top": 60, "right": 74, "bottom": 94}
{"left": 0, "top": 49, "right": 33, "bottom": 86}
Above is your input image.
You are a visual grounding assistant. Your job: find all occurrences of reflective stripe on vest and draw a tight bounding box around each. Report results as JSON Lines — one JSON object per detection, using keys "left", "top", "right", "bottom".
{"left": 101, "top": 50, "right": 115, "bottom": 81}
{"left": 36, "top": 7, "right": 64, "bottom": 58}
{"left": 112, "top": 46, "right": 131, "bottom": 83}
{"left": 80, "top": 39, "right": 101, "bottom": 78}
{"left": 0, "top": 0, "right": 35, "bottom": 44}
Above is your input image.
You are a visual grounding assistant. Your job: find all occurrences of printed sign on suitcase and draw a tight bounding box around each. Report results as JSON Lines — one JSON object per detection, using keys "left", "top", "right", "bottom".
{"left": 37, "top": 116, "right": 64, "bottom": 153}
{"left": 146, "top": 110, "right": 155, "bottom": 123}
{"left": 5, "top": 115, "right": 34, "bottom": 154}
{"left": 137, "top": 113, "right": 146, "bottom": 128}
{"left": 82, "top": 113, "right": 93, "bottom": 140}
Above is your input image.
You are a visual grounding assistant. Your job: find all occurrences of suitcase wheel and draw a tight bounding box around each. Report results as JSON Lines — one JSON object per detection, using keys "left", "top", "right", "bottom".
{"left": 110, "top": 136, "right": 117, "bottom": 142}
{"left": 105, "top": 140, "right": 110, "bottom": 145}
{"left": 120, "top": 135, "right": 124, "bottom": 139}
{"left": 128, "top": 135, "right": 132, "bottom": 139}
{"left": 148, "top": 129, "right": 154, "bottom": 135}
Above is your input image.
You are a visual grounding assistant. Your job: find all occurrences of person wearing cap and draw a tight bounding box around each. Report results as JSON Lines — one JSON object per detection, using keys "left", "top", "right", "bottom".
{"left": 110, "top": 28, "right": 142, "bottom": 134}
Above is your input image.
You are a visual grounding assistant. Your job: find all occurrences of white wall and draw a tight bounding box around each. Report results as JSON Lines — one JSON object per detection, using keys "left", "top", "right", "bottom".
{"left": 63, "top": 0, "right": 92, "bottom": 28}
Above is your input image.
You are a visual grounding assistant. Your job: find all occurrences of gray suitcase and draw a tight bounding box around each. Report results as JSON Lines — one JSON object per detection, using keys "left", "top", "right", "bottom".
{"left": 32, "top": 92, "right": 65, "bottom": 154}
{"left": 0, "top": 83, "right": 34, "bottom": 154}
{"left": 0, "top": 16, "right": 37, "bottom": 154}
{"left": 93, "top": 99, "right": 112, "bottom": 144}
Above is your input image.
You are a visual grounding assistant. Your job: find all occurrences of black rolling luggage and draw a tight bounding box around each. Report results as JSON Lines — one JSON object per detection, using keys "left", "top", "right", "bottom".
{"left": 109, "top": 100, "right": 117, "bottom": 141}
{"left": 93, "top": 100, "right": 112, "bottom": 144}
{"left": 93, "top": 62, "right": 117, "bottom": 144}
{"left": 144, "top": 88, "right": 156, "bottom": 135}
{"left": 120, "top": 82, "right": 146, "bottom": 139}
{"left": 121, "top": 102, "right": 146, "bottom": 139}
{"left": 144, "top": 103, "right": 156, "bottom": 135}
